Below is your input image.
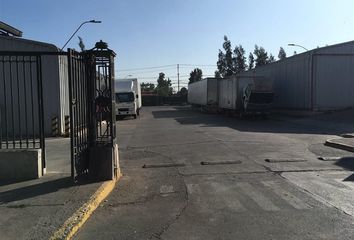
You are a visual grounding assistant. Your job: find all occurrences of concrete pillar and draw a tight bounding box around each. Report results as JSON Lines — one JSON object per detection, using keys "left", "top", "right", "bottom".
{"left": 88, "top": 143, "right": 120, "bottom": 181}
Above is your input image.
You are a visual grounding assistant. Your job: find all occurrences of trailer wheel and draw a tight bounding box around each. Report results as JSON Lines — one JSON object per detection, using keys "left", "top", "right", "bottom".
{"left": 133, "top": 114, "right": 137, "bottom": 119}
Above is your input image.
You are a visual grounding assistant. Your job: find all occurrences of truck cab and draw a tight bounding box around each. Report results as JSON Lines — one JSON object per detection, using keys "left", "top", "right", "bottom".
{"left": 115, "top": 78, "right": 141, "bottom": 119}
{"left": 115, "top": 91, "right": 138, "bottom": 119}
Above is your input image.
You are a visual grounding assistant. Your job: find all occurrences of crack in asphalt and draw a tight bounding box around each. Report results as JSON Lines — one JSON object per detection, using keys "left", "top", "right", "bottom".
{"left": 148, "top": 166, "right": 190, "bottom": 240}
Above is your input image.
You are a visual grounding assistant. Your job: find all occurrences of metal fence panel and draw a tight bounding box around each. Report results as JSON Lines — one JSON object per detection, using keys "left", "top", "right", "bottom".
{"left": 0, "top": 53, "right": 45, "bottom": 167}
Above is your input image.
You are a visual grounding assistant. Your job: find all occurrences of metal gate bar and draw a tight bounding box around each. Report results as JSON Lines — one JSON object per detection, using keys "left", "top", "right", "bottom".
{"left": 68, "top": 49, "right": 91, "bottom": 179}
{"left": 0, "top": 53, "right": 45, "bottom": 172}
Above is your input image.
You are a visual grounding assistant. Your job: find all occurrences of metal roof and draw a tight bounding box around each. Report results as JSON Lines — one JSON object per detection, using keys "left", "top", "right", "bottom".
{"left": 0, "top": 21, "right": 22, "bottom": 37}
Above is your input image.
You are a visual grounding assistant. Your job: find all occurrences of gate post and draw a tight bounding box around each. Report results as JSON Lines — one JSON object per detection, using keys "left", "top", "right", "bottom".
{"left": 87, "top": 41, "right": 120, "bottom": 180}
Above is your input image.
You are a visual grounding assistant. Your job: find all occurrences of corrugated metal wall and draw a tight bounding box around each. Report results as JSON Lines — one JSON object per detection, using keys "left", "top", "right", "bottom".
{"left": 241, "top": 53, "right": 311, "bottom": 109}
{"left": 0, "top": 36, "right": 66, "bottom": 136}
{"left": 313, "top": 55, "right": 354, "bottom": 110}
{"left": 0, "top": 58, "right": 41, "bottom": 139}
{"left": 240, "top": 41, "right": 354, "bottom": 110}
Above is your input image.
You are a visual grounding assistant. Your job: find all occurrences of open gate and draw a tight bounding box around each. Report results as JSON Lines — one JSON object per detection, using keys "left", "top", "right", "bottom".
{"left": 68, "top": 41, "right": 116, "bottom": 180}
{"left": 0, "top": 41, "right": 116, "bottom": 181}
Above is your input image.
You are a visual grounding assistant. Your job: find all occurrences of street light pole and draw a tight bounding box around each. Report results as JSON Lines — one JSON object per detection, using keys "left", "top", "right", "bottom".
{"left": 61, "top": 20, "right": 101, "bottom": 51}
{"left": 288, "top": 43, "right": 309, "bottom": 52}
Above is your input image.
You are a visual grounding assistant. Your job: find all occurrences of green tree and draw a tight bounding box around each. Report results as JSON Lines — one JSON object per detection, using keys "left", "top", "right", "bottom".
{"left": 179, "top": 87, "right": 188, "bottom": 95}
{"left": 278, "top": 47, "right": 286, "bottom": 60}
{"left": 78, "top": 36, "right": 85, "bottom": 52}
{"left": 141, "top": 82, "right": 155, "bottom": 92}
{"left": 234, "top": 45, "right": 247, "bottom": 73}
{"left": 248, "top": 52, "right": 254, "bottom": 70}
{"left": 254, "top": 45, "right": 269, "bottom": 67}
{"left": 189, "top": 68, "right": 203, "bottom": 84}
{"left": 217, "top": 35, "right": 234, "bottom": 78}
{"left": 268, "top": 54, "right": 276, "bottom": 63}
{"left": 214, "top": 70, "right": 221, "bottom": 78}
{"left": 217, "top": 50, "right": 226, "bottom": 77}
{"left": 156, "top": 72, "right": 172, "bottom": 97}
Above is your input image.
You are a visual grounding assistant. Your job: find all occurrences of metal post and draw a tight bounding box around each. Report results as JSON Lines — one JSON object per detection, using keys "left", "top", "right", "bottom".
{"left": 177, "top": 64, "right": 180, "bottom": 92}
{"left": 67, "top": 49, "right": 75, "bottom": 180}
{"left": 36, "top": 56, "right": 46, "bottom": 174}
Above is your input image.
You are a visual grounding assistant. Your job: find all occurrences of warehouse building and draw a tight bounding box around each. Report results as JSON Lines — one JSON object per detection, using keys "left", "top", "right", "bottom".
{"left": 0, "top": 22, "right": 69, "bottom": 137}
{"left": 241, "top": 41, "right": 354, "bottom": 111}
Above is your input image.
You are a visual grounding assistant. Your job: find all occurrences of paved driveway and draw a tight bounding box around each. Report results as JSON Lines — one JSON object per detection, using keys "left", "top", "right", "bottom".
{"left": 75, "top": 106, "right": 354, "bottom": 240}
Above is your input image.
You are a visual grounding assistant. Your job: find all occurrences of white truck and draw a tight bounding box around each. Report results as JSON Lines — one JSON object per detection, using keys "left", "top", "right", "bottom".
{"left": 115, "top": 78, "right": 142, "bottom": 119}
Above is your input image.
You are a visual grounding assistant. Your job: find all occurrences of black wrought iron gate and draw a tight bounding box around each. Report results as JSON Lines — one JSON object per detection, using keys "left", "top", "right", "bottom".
{"left": 0, "top": 41, "right": 116, "bottom": 181}
{"left": 68, "top": 41, "right": 116, "bottom": 180}
{"left": 68, "top": 49, "right": 90, "bottom": 179}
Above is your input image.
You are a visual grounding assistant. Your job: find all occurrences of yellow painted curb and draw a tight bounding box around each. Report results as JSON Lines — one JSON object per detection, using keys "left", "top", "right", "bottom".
{"left": 50, "top": 174, "right": 121, "bottom": 240}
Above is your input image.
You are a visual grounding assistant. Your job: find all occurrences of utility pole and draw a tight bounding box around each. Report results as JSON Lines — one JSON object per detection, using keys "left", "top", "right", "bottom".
{"left": 177, "top": 64, "right": 180, "bottom": 92}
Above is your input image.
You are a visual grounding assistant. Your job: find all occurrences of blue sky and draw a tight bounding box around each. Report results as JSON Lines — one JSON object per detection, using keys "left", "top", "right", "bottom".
{"left": 1, "top": 0, "right": 354, "bottom": 90}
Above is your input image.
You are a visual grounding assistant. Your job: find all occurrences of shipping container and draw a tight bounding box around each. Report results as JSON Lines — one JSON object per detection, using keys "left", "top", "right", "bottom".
{"left": 187, "top": 78, "right": 218, "bottom": 106}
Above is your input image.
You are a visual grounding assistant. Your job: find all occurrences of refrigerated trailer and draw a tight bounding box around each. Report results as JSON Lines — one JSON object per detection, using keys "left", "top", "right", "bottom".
{"left": 187, "top": 78, "right": 218, "bottom": 111}
{"left": 218, "top": 75, "right": 274, "bottom": 115}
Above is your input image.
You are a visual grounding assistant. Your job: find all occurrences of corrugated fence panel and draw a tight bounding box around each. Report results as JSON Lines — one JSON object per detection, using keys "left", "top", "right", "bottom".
{"left": 242, "top": 54, "right": 311, "bottom": 109}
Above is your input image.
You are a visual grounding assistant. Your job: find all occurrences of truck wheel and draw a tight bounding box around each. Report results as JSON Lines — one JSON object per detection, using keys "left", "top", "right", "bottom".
{"left": 134, "top": 114, "right": 137, "bottom": 119}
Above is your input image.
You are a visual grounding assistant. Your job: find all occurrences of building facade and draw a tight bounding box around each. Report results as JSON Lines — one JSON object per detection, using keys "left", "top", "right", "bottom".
{"left": 0, "top": 35, "right": 69, "bottom": 136}
{"left": 241, "top": 41, "right": 354, "bottom": 110}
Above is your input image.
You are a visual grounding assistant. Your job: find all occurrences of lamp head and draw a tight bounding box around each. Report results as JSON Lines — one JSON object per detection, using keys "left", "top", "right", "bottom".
{"left": 89, "top": 20, "right": 102, "bottom": 23}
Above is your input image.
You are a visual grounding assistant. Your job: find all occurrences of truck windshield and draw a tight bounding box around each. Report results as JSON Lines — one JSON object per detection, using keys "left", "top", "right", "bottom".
{"left": 116, "top": 92, "right": 134, "bottom": 103}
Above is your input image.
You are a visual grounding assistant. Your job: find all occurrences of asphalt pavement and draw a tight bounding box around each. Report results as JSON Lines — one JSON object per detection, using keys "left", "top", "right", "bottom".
{"left": 0, "top": 138, "right": 102, "bottom": 240}
{"left": 74, "top": 106, "right": 354, "bottom": 240}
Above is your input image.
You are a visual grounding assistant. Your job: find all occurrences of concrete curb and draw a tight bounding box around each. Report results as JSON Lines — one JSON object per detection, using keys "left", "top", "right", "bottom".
{"left": 50, "top": 174, "right": 121, "bottom": 240}
{"left": 325, "top": 139, "right": 354, "bottom": 153}
{"left": 340, "top": 133, "right": 354, "bottom": 138}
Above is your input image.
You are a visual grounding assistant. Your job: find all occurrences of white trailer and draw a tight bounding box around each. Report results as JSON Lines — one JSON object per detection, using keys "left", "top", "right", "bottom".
{"left": 115, "top": 78, "right": 142, "bottom": 119}
{"left": 218, "top": 75, "right": 274, "bottom": 115}
{"left": 188, "top": 78, "right": 218, "bottom": 109}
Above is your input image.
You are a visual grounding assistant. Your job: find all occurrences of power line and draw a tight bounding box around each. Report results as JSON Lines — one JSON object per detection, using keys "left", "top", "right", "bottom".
{"left": 116, "top": 67, "right": 176, "bottom": 75}
{"left": 179, "top": 64, "right": 216, "bottom": 67}
{"left": 117, "top": 64, "right": 176, "bottom": 72}
{"left": 116, "top": 74, "right": 215, "bottom": 80}
{"left": 117, "top": 63, "right": 217, "bottom": 72}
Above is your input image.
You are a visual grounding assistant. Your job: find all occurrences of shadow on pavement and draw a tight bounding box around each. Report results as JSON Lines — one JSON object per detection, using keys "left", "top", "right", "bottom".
{"left": 0, "top": 177, "right": 74, "bottom": 204}
{"left": 151, "top": 107, "right": 354, "bottom": 136}
{"left": 334, "top": 157, "right": 354, "bottom": 181}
